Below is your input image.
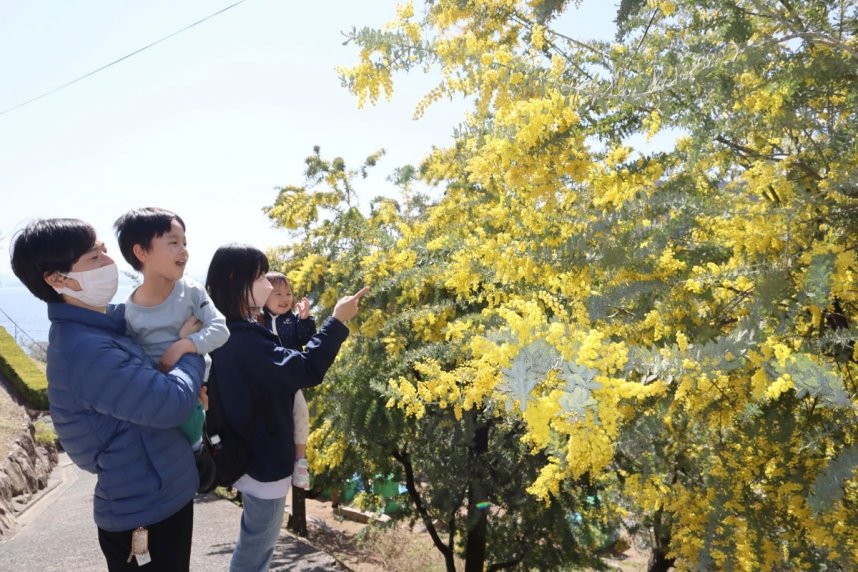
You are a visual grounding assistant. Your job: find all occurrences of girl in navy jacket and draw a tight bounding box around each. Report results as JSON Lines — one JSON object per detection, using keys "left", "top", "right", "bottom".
{"left": 206, "top": 243, "right": 366, "bottom": 572}
{"left": 260, "top": 271, "right": 315, "bottom": 490}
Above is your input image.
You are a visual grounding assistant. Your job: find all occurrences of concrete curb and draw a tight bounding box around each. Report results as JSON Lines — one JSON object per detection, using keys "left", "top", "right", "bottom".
{"left": 12, "top": 454, "right": 75, "bottom": 526}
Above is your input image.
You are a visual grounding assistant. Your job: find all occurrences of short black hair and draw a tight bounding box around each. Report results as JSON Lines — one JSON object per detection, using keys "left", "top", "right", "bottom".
{"left": 10, "top": 218, "right": 97, "bottom": 303}
{"left": 206, "top": 244, "right": 270, "bottom": 321}
{"left": 114, "top": 207, "right": 186, "bottom": 271}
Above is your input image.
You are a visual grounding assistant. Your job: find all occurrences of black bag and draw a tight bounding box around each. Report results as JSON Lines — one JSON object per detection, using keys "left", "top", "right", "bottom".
{"left": 198, "top": 371, "right": 251, "bottom": 494}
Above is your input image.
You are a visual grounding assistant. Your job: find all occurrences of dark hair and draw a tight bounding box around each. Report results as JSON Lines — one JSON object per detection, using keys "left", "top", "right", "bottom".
{"left": 114, "top": 207, "right": 186, "bottom": 271}
{"left": 206, "top": 244, "right": 269, "bottom": 321}
{"left": 10, "top": 218, "right": 97, "bottom": 303}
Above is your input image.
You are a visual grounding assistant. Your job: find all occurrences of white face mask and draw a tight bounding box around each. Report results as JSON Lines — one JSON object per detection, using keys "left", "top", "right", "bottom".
{"left": 56, "top": 263, "right": 119, "bottom": 307}
{"left": 249, "top": 276, "right": 273, "bottom": 310}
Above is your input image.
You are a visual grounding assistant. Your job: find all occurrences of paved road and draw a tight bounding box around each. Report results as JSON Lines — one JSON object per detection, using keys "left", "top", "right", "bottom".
{"left": 0, "top": 453, "right": 347, "bottom": 571}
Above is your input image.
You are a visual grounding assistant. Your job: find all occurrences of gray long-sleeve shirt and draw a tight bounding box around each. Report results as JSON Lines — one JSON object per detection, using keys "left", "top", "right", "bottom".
{"left": 125, "top": 278, "right": 229, "bottom": 368}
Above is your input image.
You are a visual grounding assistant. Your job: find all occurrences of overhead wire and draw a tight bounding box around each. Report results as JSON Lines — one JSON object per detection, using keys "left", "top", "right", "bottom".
{"left": 0, "top": 0, "right": 249, "bottom": 118}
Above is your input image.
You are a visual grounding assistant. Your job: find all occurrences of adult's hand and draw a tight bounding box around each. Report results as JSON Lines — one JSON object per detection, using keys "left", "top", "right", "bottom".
{"left": 198, "top": 385, "right": 209, "bottom": 411}
{"left": 332, "top": 287, "right": 369, "bottom": 323}
{"left": 159, "top": 338, "right": 197, "bottom": 372}
{"left": 179, "top": 316, "right": 202, "bottom": 339}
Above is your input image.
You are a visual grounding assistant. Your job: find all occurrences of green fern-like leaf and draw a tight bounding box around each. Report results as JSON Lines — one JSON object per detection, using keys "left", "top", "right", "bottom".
{"left": 804, "top": 253, "right": 835, "bottom": 306}
{"left": 557, "top": 361, "right": 601, "bottom": 418}
{"left": 808, "top": 444, "right": 858, "bottom": 514}
{"left": 691, "top": 326, "right": 756, "bottom": 373}
{"left": 499, "top": 341, "right": 561, "bottom": 412}
{"left": 774, "top": 354, "right": 850, "bottom": 408}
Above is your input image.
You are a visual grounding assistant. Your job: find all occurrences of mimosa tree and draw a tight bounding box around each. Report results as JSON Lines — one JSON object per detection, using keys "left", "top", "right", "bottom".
{"left": 270, "top": 1, "right": 857, "bottom": 570}
{"left": 267, "top": 147, "right": 617, "bottom": 571}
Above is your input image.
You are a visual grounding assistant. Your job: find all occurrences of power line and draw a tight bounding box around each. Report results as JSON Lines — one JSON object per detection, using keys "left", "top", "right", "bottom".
{"left": 0, "top": 0, "right": 249, "bottom": 118}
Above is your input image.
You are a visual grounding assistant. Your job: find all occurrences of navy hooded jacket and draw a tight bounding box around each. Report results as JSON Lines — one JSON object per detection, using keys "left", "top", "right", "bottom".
{"left": 209, "top": 316, "right": 348, "bottom": 482}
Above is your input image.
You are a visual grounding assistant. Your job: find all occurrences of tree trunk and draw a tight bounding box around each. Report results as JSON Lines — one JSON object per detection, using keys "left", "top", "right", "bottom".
{"left": 287, "top": 485, "right": 308, "bottom": 537}
{"left": 647, "top": 509, "right": 674, "bottom": 572}
{"left": 648, "top": 550, "right": 675, "bottom": 572}
{"left": 464, "top": 505, "right": 487, "bottom": 572}
{"left": 464, "top": 424, "right": 489, "bottom": 572}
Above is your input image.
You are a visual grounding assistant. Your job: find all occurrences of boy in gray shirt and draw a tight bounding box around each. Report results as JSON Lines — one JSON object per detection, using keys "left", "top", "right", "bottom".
{"left": 115, "top": 208, "right": 229, "bottom": 490}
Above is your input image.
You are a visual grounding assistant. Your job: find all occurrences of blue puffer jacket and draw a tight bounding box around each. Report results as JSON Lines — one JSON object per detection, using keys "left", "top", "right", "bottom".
{"left": 46, "top": 302, "right": 204, "bottom": 532}
{"left": 210, "top": 316, "right": 348, "bottom": 482}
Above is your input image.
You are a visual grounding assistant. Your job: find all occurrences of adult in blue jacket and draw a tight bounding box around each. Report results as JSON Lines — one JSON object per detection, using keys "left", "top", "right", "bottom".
{"left": 10, "top": 219, "right": 205, "bottom": 571}
{"left": 206, "top": 243, "right": 367, "bottom": 572}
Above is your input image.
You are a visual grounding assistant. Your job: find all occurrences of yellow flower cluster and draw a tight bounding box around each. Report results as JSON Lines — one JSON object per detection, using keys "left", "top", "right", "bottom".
{"left": 335, "top": 48, "right": 394, "bottom": 109}
{"left": 764, "top": 373, "right": 794, "bottom": 400}
{"left": 624, "top": 474, "right": 671, "bottom": 512}
{"left": 359, "top": 309, "right": 386, "bottom": 337}
{"left": 307, "top": 420, "right": 347, "bottom": 473}
{"left": 290, "top": 254, "right": 329, "bottom": 293}
{"left": 382, "top": 334, "right": 406, "bottom": 357}
{"left": 386, "top": 358, "right": 474, "bottom": 420}
{"left": 564, "top": 420, "right": 614, "bottom": 478}
{"left": 526, "top": 458, "right": 563, "bottom": 502}
{"left": 589, "top": 158, "right": 664, "bottom": 211}
{"left": 387, "top": 377, "right": 427, "bottom": 419}
{"left": 656, "top": 246, "right": 687, "bottom": 276}
{"left": 411, "top": 306, "right": 456, "bottom": 343}
{"left": 648, "top": 0, "right": 677, "bottom": 17}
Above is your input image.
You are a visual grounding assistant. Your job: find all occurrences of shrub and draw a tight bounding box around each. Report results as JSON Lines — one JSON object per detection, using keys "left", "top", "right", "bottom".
{"left": 32, "top": 417, "right": 57, "bottom": 447}
{"left": 357, "top": 523, "right": 450, "bottom": 572}
{"left": 0, "top": 327, "right": 48, "bottom": 410}
{"left": 25, "top": 340, "right": 47, "bottom": 363}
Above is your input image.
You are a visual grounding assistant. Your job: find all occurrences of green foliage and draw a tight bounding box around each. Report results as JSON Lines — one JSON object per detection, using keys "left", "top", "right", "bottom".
{"left": 32, "top": 417, "right": 57, "bottom": 447}
{"left": 557, "top": 361, "right": 602, "bottom": 419}
{"left": 532, "top": 0, "right": 574, "bottom": 25}
{"left": 0, "top": 326, "right": 48, "bottom": 410}
{"left": 615, "top": 0, "right": 649, "bottom": 39}
{"left": 498, "top": 340, "right": 557, "bottom": 412}
{"left": 773, "top": 353, "right": 850, "bottom": 408}
{"left": 808, "top": 444, "right": 858, "bottom": 515}
{"left": 498, "top": 341, "right": 604, "bottom": 421}
{"left": 804, "top": 253, "right": 836, "bottom": 306}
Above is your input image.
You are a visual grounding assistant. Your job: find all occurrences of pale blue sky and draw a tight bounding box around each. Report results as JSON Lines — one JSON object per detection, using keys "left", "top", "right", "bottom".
{"left": 0, "top": 0, "right": 619, "bottom": 282}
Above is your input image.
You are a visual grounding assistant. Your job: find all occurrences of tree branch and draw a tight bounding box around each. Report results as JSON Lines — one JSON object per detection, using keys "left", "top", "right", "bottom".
{"left": 392, "top": 449, "right": 456, "bottom": 568}
{"left": 487, "top": 555, "right": 525, "bottom": 572}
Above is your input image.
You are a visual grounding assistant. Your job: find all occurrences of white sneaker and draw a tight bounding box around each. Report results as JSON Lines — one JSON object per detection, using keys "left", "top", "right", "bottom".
{"left": 293, "top": 458, "right": 310, "bottom": 489}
